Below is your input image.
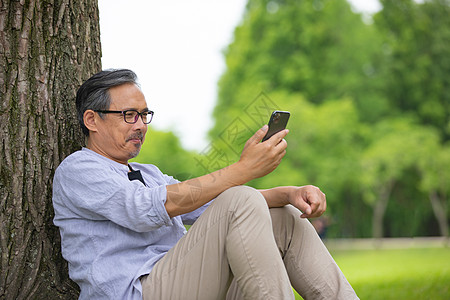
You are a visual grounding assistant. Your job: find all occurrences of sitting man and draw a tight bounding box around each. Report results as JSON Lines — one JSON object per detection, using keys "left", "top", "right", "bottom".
{"left": 52, "top": 69, "right": 358, "bottom": 299}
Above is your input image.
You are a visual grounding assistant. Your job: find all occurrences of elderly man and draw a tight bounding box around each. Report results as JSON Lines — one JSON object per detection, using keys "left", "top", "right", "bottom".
{"left": 52, "top": 69, "right": 358, "bottom": 299}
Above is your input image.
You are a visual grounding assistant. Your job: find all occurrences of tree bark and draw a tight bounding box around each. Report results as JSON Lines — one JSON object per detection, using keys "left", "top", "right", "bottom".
{"left": 429, "top": 191, "right": 449, "bottom": 239}
{"left": 372, "top": 180, "right": 394, "bottom": 240}
{"left": 0, "top": 0, "right": 101, "bottom": 298}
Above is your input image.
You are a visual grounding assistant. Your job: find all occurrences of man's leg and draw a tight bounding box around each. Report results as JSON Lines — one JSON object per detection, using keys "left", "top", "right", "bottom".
{"left": 227, "top": 205, "right": 359, "bottom": 300}
{"left": 140, "top": 186, "right": 294, "bottom": 300}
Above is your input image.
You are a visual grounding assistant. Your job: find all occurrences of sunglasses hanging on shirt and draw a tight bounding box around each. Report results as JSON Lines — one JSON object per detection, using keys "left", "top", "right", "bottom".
{"left": 127, "top": 165, "right": 146, "bottom": 186}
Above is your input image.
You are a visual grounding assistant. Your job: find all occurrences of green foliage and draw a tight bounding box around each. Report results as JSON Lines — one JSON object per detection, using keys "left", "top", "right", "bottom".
{"left": 361, "top": 118, "right": 439, "bottom": 205}
{"left": 375, "top": 0, "right": 450, "bottom": 139}
{"left": 210, "top": 0, "right": 450, "bottom": 238}
{"left": 136, "top": 0, "right": 449, "bottom": 239}
{"left": 419, "top": 141, "right": 450, "bottom": 196}
{"left": 214, "top": 0, "right": 386, "bottom": 133}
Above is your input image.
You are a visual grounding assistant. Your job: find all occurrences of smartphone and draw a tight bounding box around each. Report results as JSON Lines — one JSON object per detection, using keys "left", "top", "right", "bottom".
{"left": 262, "top": 111, "right": 290, "bottom": 142}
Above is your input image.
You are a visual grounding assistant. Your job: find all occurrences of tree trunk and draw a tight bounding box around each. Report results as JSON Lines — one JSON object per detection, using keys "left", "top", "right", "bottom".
{"left": 372, "top": 180, "right": 394, "bottom": 240}
{"left": 429, "top": 191, "right": 449, "bottom": 239}
{"left": 0, "top": 0, "right": 101, "bottom": 298}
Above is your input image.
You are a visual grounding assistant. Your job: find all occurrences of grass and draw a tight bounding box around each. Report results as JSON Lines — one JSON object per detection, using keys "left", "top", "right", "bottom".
{"left": 294, "top": 247, "right": 450, "bottom": 299}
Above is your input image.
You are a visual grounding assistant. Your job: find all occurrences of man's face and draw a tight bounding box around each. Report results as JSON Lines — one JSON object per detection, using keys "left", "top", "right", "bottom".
{"left": 91, "top": 83, "right": 149, "bottom": 164}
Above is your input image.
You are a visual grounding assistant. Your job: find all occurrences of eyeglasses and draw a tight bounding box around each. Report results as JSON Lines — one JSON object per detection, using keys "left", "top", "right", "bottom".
{"left": 94, "top": 109, "right": 154, "bottom": 124}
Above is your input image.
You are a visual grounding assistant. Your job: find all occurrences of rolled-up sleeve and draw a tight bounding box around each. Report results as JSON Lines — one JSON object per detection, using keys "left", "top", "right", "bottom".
{"left": 143, "top": 165, "right": 211, "bottom": 225}
{"left": 53, "top": 154, "right": 173, "bottom": 232}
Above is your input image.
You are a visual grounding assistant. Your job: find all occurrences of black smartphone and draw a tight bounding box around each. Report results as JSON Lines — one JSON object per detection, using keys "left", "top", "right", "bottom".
{"left": 262, "top": 111, "right": 290, "bottom": 142}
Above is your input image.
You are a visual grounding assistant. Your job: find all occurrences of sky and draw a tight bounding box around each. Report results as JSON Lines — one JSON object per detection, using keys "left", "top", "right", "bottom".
{"left": 98, "top": 0, "right": 381, "bottom": 151}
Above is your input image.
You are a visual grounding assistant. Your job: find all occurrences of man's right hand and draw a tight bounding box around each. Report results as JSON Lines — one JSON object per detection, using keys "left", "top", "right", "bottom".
{"left": 237, "top": 125, "right": 289, "bottom": 181}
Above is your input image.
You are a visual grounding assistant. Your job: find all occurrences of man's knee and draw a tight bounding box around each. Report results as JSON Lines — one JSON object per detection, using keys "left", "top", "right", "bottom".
{"left": 217, "top": 185, "right": 269, "bottom": 216}
{"left": 270, "top": 205, "right": 319, "bottom": 249}
{"left": 221, "top": 185, "right": 260, "bottom": 196}
{"left": 271, "top": 205, "right": 311, "bottom": 228}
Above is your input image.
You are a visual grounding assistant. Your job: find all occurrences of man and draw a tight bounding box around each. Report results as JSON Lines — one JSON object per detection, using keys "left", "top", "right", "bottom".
{"left": 53, "top": 69, "right": 358, "bottom": 299}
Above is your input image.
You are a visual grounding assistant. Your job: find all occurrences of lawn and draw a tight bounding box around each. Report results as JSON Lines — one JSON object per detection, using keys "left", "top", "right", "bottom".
{"left": 294, "top": 247, "right": 450, "bottom": 299}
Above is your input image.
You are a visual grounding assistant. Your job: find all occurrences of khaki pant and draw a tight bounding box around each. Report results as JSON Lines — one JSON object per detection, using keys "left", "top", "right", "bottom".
{"left": 141, "top": 186, "right": 358, "bottom": 300}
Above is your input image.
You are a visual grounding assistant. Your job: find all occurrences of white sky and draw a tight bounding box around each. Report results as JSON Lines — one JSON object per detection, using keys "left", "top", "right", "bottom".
{"left": 98, "top": 0, "right": 381, "bottom": 151}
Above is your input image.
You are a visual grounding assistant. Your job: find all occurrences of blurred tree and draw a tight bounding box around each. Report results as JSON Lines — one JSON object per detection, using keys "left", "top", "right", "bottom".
{"left": 212, "top": 0, "right": 385, "bottom": 138}
{"left": 209, "top": 0, "right": 382, "bottom": 237}
{"left": 374, "top": 0, "right": 450, "bottom": 140}
{"left": 207, "top": 0, "right": 449, "bottom": 239}
{"left": 418, "top": 141, "right": 450, "bottom": 240}
{"left": 360, "top": 118, "right": 439, "bottom": 238}
{"left": 369, "top": 0, "right": 450, "bottom": 238}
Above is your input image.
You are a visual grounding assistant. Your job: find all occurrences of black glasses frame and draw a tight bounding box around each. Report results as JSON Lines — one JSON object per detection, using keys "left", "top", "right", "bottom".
{"left": 94, "top": 109, "right": 154, "bottom": 124}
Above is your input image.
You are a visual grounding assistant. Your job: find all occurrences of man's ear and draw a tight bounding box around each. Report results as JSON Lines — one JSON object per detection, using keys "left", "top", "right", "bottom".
{"left": 83, "top": 110, "right": 98, "bottom": 133}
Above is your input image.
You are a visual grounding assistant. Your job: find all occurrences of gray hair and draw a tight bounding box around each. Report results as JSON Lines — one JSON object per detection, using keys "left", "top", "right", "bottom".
{"left": 76, "top": 69, "right": 140, "bottom": 136}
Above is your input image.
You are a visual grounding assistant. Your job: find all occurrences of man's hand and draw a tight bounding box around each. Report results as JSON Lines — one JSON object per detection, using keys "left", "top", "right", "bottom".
{"left": 288, "top": 185, "right": 326, "bottom": 218}
{"left": 237, "top": 125, "right": 289, "bottom": 180}
{"left": 165, "top": 126, "right": 288, "bottom": 218}
{"left": 260, "top": 185, "right": 327, "bottom": 218}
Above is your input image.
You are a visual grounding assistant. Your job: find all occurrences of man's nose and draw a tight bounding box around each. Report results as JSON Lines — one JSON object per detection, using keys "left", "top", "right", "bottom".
{"left": 132, "top": 116, "right": 147, "bottom": 130}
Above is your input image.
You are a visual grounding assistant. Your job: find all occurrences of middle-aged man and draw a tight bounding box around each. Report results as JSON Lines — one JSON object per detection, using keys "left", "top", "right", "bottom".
{"left": 52, "top": 69, "right": 358, "bottom": 300}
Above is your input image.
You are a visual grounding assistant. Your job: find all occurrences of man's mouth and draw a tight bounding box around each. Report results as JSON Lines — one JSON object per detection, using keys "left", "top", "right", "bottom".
{"left": 126, "top": 133, "right": 144, "bottom": 144}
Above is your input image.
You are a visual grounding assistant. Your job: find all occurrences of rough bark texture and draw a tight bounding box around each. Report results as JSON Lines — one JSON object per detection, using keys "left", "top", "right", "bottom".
{"left": 0, "top": 0, "right": 101, "bottom": 298}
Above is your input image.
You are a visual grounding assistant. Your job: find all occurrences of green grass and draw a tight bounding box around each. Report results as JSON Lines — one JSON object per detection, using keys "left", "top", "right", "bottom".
{"left": 294, "top": 247, "right": 450, "bottom": 299}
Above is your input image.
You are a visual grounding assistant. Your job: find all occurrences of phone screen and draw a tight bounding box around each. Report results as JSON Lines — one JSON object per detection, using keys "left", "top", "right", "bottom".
{"left": 262, "top": 111, "right": 290, "bottom": 142}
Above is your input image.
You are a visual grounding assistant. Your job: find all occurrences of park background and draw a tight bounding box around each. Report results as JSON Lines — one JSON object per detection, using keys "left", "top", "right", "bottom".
{"left": 127, "top": 0, "right": 449, "bottom": 298}
{"left": 0, "top": 0, "right": 449, "bottom": 299}
{"left": 122, "top": 0, "right": 450, "bottom": 241}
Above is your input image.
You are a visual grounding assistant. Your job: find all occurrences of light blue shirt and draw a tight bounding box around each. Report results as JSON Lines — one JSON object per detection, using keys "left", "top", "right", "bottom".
{"left": 52, "top": 148, "right": 208, "bottom": 299}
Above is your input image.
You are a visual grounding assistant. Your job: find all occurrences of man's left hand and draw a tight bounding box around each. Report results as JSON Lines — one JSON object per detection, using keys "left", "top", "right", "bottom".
{"left": 288, "top": 185, "right": 326, "bottom": 218}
